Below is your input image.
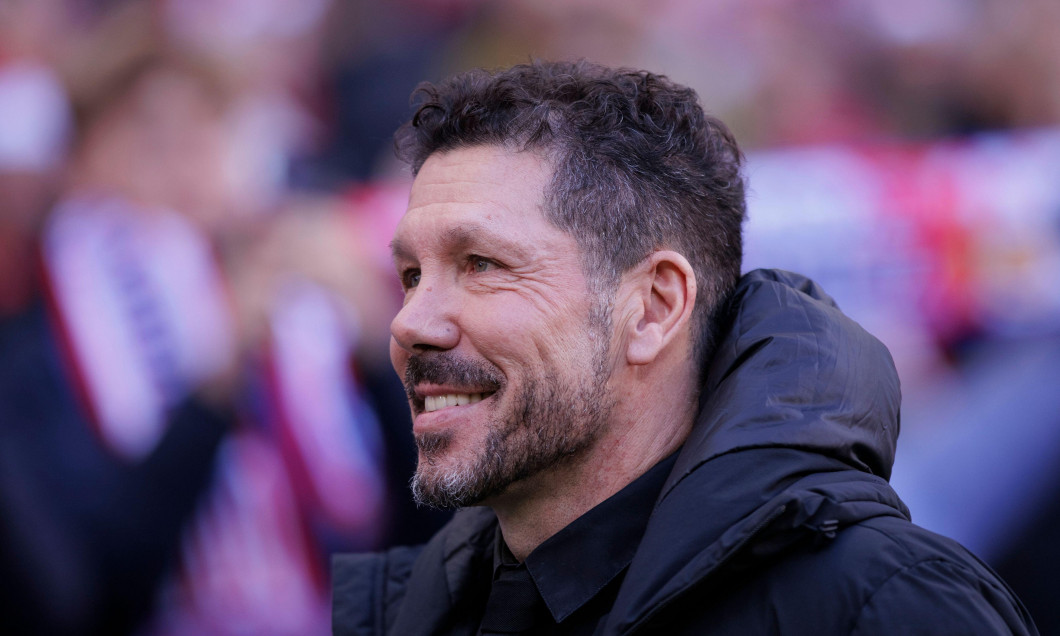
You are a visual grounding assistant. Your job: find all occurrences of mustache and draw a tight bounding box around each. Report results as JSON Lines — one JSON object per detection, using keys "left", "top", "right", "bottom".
{"left": 404, "top": 352, "right": 505, "bottom": 400}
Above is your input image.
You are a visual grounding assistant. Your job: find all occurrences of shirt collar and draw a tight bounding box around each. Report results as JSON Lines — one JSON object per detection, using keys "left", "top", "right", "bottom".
{"left": 496, "top": 452, "right": 678, "bottom": 623}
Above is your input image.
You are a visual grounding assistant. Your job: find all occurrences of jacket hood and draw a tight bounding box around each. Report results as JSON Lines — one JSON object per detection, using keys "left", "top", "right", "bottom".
{"left": 667, "top": 268, "right": 901, "bottom": 493}
{"left": 606, "top": 269, "right": 907, "bottom": 634}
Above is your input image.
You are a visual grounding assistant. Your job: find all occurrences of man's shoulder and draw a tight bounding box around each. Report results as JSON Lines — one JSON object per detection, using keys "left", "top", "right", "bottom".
{"left": 824, "top": 515, "right": 1037, "bottom": 634}
{"left": 716, "top": 513, "right": 1037, "bottom": 635}
{"left": 331, "top": 507, "right": 497, "bottom": 636}
{"left": 611, "top": 455, "right": 1038, "bottom": 635}
{"left": 625, "top": 511, "right": 1038, "bottom": 635}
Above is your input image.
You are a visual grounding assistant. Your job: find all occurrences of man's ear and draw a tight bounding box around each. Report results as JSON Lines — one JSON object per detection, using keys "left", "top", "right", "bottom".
{"left": 626, "top": 250, "right": 696, "bottom": 366}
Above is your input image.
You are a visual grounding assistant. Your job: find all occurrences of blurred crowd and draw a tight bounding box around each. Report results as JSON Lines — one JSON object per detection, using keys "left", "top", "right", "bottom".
{"left": 1, "top": 0, "right": 1059, "bottom": 634}
{"left": 0, "top": 2, "right": 440, "bottom": 634}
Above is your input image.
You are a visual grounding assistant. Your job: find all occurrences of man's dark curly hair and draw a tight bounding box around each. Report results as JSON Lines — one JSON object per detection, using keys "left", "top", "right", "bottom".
{"left": 394, "top": 60, "right": 746, "bottom": 364}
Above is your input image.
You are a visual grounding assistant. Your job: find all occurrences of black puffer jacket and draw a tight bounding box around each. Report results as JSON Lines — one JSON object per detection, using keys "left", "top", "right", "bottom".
{"left": 333, "top": 269, "right": 1038, "bottom": 635}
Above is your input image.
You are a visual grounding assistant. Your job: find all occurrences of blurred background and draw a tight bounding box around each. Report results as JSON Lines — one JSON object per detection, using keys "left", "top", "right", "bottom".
{"left": 1, "top": 0, "right": 1057, "bottom": 634}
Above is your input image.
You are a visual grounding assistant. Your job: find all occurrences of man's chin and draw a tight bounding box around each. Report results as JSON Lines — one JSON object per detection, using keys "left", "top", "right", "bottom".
{"left": 410, "top": 466, "right": 494, "bottom": 510}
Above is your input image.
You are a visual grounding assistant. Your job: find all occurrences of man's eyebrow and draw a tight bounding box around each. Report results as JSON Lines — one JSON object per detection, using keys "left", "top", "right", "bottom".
{"left": 390, "top": 236, "right": 412, "bottom": 262}
{"left": 391, "top": 223, "right": 533, "bottom": 263}
{"left": 442, "top": 224, "right": 530, "bottom": 259}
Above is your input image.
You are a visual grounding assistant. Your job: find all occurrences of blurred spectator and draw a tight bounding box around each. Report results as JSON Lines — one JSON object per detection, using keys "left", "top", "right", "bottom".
{"left": 2, "top": 4, "right": 440, "bottom": 635}
{"left": 160, "top": 0, "right": 333, "bottom": 207}
{"left": 0, "top": 9, "right": 240, "bottom": 634}
{"left": 143, "top": 200, "right": 393, "bottom": 635}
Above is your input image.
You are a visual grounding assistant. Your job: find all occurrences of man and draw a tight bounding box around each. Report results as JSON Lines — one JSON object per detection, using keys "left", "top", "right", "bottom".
{"left": 333, "top": 60, "right": 1037, "bottom": 635}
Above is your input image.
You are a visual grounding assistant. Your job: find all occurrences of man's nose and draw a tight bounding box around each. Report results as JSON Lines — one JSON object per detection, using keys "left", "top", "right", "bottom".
{"left": 390, "top": 282, "right": 460, "bottom": 353}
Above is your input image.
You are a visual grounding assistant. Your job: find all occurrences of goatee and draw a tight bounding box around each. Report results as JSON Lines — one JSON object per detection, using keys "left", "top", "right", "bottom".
{"left": 407, "top": 349, "right": 613, "bottom": 509}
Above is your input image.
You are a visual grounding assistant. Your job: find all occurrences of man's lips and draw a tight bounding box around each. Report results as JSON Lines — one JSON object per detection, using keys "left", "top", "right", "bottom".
{"left": 412, "top": 384, "right": 498, "bottom": 415}
{"left": 423, "top": 392, "right": 487, "bottom": 413}
{"left": 410, "top": 388, "right": 497, "bottom": 435}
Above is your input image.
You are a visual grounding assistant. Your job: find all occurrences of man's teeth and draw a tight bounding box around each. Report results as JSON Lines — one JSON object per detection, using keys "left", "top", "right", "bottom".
{"left": 424, "top": 393, "right": 485, "bottom": 413}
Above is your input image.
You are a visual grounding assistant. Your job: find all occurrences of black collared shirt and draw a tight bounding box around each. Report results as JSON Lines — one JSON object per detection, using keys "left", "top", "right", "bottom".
{"left": 477, "top": 452, "right": 679, "bottom": 635}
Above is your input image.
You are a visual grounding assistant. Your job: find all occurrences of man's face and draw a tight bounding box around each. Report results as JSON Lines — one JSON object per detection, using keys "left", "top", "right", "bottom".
{"left": 390, "top": 145, "right": 615, "bottom": 509}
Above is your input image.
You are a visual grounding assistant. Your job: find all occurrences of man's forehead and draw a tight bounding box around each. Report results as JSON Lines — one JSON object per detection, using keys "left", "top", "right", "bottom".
{"left": 391, "top": 146, "right": 557, "bottom": 261}
{"left": 408, "top": 146, "right": 551, "bottom": 205}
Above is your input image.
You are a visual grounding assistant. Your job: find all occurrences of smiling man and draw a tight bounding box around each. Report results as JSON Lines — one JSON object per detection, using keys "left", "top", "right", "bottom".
{"left": 389, "top": 144, "right": 696, "bottom": 560}
{"left": 332, "top": 61, "right": 1037, "bottom": 635}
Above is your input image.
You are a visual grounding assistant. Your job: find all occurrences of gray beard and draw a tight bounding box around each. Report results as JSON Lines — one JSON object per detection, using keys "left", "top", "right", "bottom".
{"left": 410, "top": 352, "right": 613, "bottom": 510}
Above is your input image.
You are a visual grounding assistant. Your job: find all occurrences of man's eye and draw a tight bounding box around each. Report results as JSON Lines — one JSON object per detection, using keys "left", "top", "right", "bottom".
{"left": 402, "top": 269, "right": 421, "bottom": 289}
{"left": 471, "top": 257, "right": 494, "bottom": 273}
